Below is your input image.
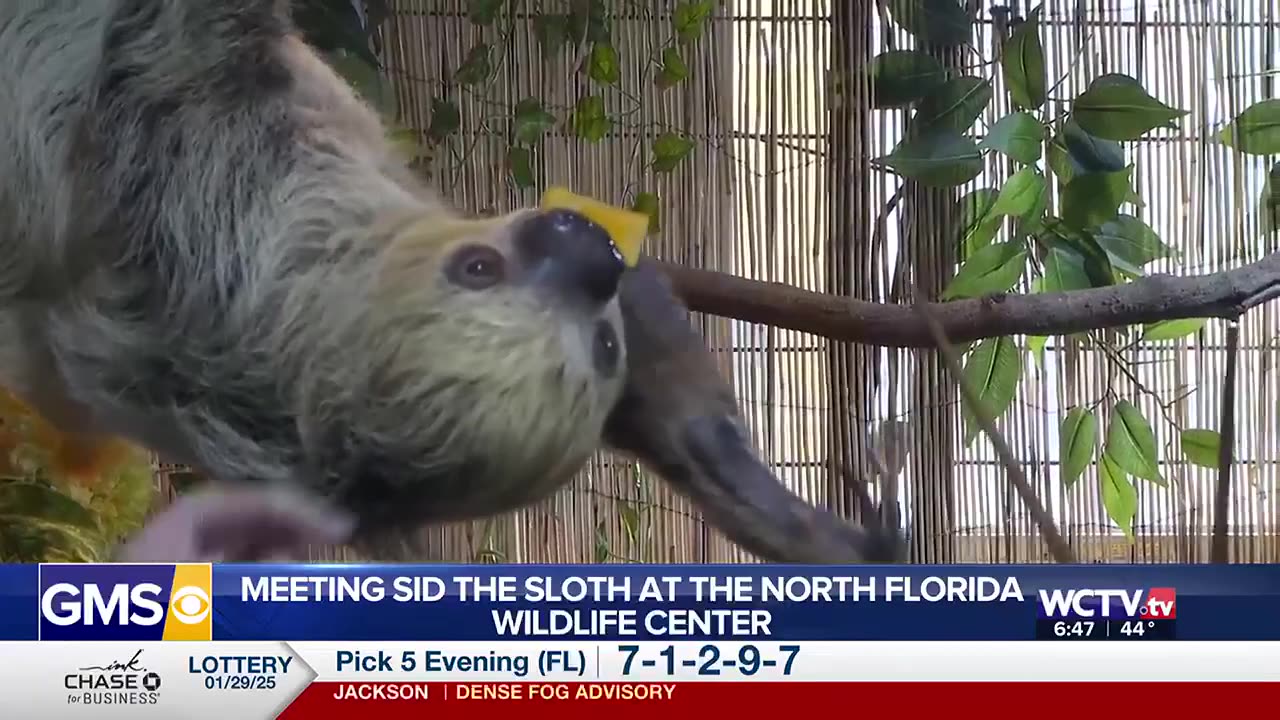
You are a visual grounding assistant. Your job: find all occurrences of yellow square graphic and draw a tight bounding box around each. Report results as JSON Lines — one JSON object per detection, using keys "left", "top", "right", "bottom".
{"left": 162, "top": 563, "right": 213, "bottom": 641}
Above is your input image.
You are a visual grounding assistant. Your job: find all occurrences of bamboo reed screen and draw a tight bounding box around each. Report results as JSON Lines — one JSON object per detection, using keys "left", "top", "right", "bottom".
{"left": 266, "top": 0, "right": 1280, "bottom": 564}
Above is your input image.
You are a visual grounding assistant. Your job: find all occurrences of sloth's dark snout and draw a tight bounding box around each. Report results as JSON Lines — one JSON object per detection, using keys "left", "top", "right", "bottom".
{"left": 514, "top": 208, "right": 625, "bottom": 307}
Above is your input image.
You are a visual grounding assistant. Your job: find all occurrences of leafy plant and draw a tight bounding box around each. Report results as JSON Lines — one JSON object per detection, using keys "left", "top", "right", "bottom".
{"left": 871, "top": 4, "right": 1280, "bottom": 538}
{"left": 304, "top": 0, "right": 710, "bottom": 232}
{"left": 0, "top": 390, "right": 155, "bottom": 562}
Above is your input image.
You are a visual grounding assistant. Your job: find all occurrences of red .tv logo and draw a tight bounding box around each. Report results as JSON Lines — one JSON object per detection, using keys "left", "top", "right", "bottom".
{"left": 1141, "top": 588, "right": 1177, "bottom": 619}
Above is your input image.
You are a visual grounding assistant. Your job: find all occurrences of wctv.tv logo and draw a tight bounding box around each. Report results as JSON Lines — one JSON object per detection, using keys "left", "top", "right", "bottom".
{"left": 1036, "top": 587, "right": 1177, "bottom": 620}
{"left": 38, "top": 563, "right": 213, "bottom": 641}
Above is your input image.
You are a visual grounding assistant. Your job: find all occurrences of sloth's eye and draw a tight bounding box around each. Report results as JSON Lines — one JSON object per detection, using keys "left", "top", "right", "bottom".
{"left": 592, "top": 320, "right": 620, "bottom": 377}
{"left": 447, "top": 244, "right": 506, "bottom": 290}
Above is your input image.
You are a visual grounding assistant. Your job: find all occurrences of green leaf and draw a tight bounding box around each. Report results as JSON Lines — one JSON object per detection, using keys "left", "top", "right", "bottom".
{"left": 326, "top": 51, "right": 397, "bottom": 118}
{"left": 0, "top": 521, "right": 103, "bottom": 563}
{"left": 887, "top": 0, "right": 973, "bottom": 47}
{"left": 1105, "top": 400, "right": 1163, "bottom": 485}
{"left": 958, "top": 189, "right": 1002, "bottom": 257}
{"left": 1262, "top": 161, "right": 1280, "bottom": 236}
{"left": 1043, "top": 221, "right": 1117, "bottom": 287}
{"left": 1001, "top": 9, "right": 1046, "bottom": 110}
{"left": 0, "top": 480, "right": 100, "bottom": 530}
{"left": 960, "top": 337, "right": 1024, "bottom": 445}
{"left": 1094, "top": 214, "right": 1173, "bottom": 271}
{"left": 508, "top": 146, "right": 535, "bottom": 189}
{"left": 910, "top": 76, "right": 993, "bottom": 134}
{"left": 426, "top": 98, "right": 461, "bottom": 140}
{"left": 632, "top": 192, "right": 661, "bottom": 234}
{"left": 454, "top": 43, "right": 493, "bottom": 85}
{"left": 588, "top": 43, "right": 621, "bottom": 85}
{"left": 1099, "top": 454, "right": 1138, "bottom": 539}
{"left": 1061, "top": 166, "right": 1134, "bottom": 229}
{"left": 673, "top": 1, "right": 715, "bottom": 43}
{"left": 1027, "top": 334, "right": 1049, "bottom": 366}
{"left": 1076, "top": 235, "right": 1117, "bottom": 286}
{"left": 568, "top": 0, "right": 610, "bottom": 43}
{"left": 619, "top": 504, "right": 641, "bottom": 545}
{"left": 981, "top": 112, "right": 1045, "bottom": 164}
{"left": 1017, "top": 177, "right": 1051, "bottom": 236}
{"left": 512, "top": 98, "right": 556, "bottom": 145}
{"left": 1060, "top": 406, "right": 1098, "bottom": 488}
{"left": 1180, "top": 429, "right": 1222, "bottom": 470}
{"left": 467, "top": 0, "right": 505, "bottom": 25}
{"left": 1218, "top": 99, "right": 1280, "bottom": 156}
{"left": 1264, "top": 161, "right": 1280, "bottom": 206}
{"left": 1048, "top": 120, "right": 1126, "bottom": 184}
{"left": 872, "top": 131, "right": 984, "bottom": 187}
{"left": 534, "top": 14, "right": 570, "bottom": 55}
{"left": 653, "top": 132, "right": 695, "bottom": 172}
{"left": 570, "top": 96, "right": 612, "bottom": 141}
{"left": 1141, "top": 318, "right": 1207, "bottom": 342}
{"left": 989, "top": 167, "right": 1047, "bottom": 217}
{"left": 868, "top": 50, "right": 948, "bottom": 108}
{"left": 593, "top": 519, "right": 610, "bottom": 563}
{"left": 656, "top": 47, "right": 690, "bottom": 89}
{"left": 941, "top": 241, "right": 1027, "bottom": 300}
{"left": 1040, "top": 245, "right": 1092, "bottom": 292}
{"left": 1072, "top": 74, "right": 1188, "bottom": 141}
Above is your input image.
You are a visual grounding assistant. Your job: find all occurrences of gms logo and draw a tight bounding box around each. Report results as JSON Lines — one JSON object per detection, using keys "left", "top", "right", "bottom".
{"left": 39, "top": 563, "right": 213, "bottom": 641}
{"left": 1036, "top": 587, "right": 1177, "bottom": 620}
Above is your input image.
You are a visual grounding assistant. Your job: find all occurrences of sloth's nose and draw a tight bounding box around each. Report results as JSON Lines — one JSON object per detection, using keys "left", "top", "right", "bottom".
{"left": 514, "top": 208, "right": 626, "bottom": 306}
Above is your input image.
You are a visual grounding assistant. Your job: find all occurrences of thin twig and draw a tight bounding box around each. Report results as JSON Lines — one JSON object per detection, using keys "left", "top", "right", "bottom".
{"left": 914, "top": 303, "right": 1078, "bottom": 564}
{"left": 1210, "top": 321, "right": 1240, "bottom": 564}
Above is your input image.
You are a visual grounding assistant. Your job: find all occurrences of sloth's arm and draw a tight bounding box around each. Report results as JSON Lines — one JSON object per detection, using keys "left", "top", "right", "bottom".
{"left": 603, "top": 261, "right": 906, "bottom": 564}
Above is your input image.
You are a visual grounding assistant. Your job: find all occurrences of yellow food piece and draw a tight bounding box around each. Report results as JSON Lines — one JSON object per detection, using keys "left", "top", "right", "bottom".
{"left": 540, "top": 186, "right": 649, "bottom": 267}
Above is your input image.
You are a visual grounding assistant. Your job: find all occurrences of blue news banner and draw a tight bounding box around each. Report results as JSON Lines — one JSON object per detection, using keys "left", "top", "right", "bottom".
{"left": 2, "top": 564, "right": 1279, "bottom": 642}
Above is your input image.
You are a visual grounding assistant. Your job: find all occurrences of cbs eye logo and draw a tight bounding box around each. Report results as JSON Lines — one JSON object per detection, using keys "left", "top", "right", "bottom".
{"left": 170, "top": 586, "right": 211, "bottom": 625}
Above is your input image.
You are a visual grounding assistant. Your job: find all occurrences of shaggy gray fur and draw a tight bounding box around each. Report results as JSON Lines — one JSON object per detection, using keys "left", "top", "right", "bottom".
{"left": 0, "top": 0, "right": 624, "bottom": 543}
{"left": 3, "top": 1, "right": 904, "bottom": 565}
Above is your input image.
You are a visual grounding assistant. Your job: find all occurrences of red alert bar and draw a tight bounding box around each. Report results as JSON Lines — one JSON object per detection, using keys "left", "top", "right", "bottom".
{"left": 278, "top": 681, "right": 1279, "bottom": 719}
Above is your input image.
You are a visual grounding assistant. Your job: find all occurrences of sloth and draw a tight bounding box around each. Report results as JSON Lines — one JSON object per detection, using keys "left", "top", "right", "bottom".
{"left": 0, "top": 0, "right": 903, "bottom": 564}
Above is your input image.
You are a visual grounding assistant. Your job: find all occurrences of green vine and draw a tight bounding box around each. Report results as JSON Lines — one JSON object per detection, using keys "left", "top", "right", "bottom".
{"left": 871, "top": 2, "right": 1280, "bottom": 539}
{"left": 301, "top": 0, "right": 719, "bottom": 233}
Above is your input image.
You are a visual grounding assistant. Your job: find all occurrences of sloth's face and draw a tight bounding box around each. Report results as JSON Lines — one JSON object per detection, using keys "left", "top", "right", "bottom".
{"left": 383, "top": 207, "right": 628, "bottom": 383}
{"left": 333, "top": 206, "right": 630, "bottom": 529}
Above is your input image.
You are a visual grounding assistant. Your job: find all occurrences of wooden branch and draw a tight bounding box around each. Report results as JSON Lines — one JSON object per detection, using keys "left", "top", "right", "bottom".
{"left": 1211, "top": 322, "right": 1241, "bottom": 564}
{"left": 915, "top": 303, "right": 1078, "bottom": 565}
{"left": 655, "top": 251, "right": 1280, "bottom": 346}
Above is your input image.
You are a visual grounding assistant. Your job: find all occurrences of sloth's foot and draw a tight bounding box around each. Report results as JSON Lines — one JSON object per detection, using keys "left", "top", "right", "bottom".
{"left": 116, "top": 484, "right": 356, "bottom": 563}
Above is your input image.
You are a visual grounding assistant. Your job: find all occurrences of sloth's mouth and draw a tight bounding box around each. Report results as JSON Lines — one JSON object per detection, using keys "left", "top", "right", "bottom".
{"left": 513, "top": 209, "right": 625, "bottom": 309}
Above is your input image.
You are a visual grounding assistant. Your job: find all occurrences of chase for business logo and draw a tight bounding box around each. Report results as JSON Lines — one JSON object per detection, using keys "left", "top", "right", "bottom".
{"left": 39, "top": 563, "right": 213, "bottom": 641}
{"left": 65, "top": 648, "right": 163, "bottom": 707}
